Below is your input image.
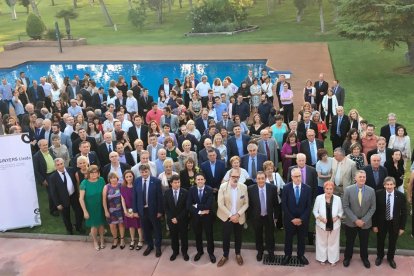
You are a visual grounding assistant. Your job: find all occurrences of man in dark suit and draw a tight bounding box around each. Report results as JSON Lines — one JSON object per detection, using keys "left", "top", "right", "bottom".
{"left": 314, "top": 73, "right": 329, "bottom": 114}
{"left": 67, "top": 79, "right": 80, "bottom": 100}
{"left": 287, "top": 153, "right": 318, "bottom": 202}
{"left": 200, "top": 149, "right": 226, "bottom": 192}
{"left": 163, "top": 175, "right": 189, "bottom": 261}
{"left": 72, "top": 128, "right": 98, "bottom": 157}
{"left": 372, "top": 176, "right": 407, "bottom": 269}
{"left": 367, "top": 137, "right": 393, "bottom": 166}
{"left": 363, "top": 154, "right": 388, "bottom": 190}
{"left": 177, "top": 124, "right": 198, "bottom": 152}
{"left": 91, "top": 87, "right": 107, "bottom": 110}
{"left": 216, "top": 111, "right": 234, "bottom": 134}
{"left": 227, "top": 124, "right": 250, "bottom": 164}
{"left": 379, "top": 113, "right": 401, "bottom": 146}
{"left": 34, "top": 118, "right": 46, "bottom": 142}
{"left": 49, "top": 158, "right": 84, "bottom": 234}
{"left": 233, "top": 94, "right": 250, "bottom": 122}
{"left": 27, "top": 80, "right": 45, "bottom": 104}
{"left": 186, "top": 173, "right": 216, "bottom": 263}
{"left": 158, "top": 77, "right": 174, "bottom": 97}
{"left": 281, "top": 167, "right": 312, "bottom": 265}
{"left": 101, "top": 152, "right": 131, "bottom": 183}
{"left": 128, "top": 114, "right": 149, "bottom": 148}
{"left": 241, "top": 143, "right": 267, "bottom": 184}
{"left": 258, "top": 129, "right": 278, "bottom": 166}
{"left": 332, "top": 80, "right": 345, "bottom": 107}
{"left": 51, "top": 123, "right": 72, "bottom": 157}
{"left": 114, "top": 90, "right": 127, "bottom": 109}
{"left": 70, "top": 141, "right": 100, "bottom": 168}
{"left": 97, "top": 132, "right": 117, "bottom": 167}
{"left": 138, "top": 88, "right": 153, "bottom": 119}
{"left": 132, "top": 164, "right": 164, "bottom": 257}
{"left": 275, "top": 74, "right": 291, "bottom": 108}
{"left": 195, "top": 108, "right": 210, "bottom": 135}
{"left": 300, "top": 129, "right": 324, "bottom": 167}
{"left": 248, "top": 171, "right": 279, "bottom": 261}
{"left": 330, "top": 106, "right": 350, "bottom": 150}
{"left": 115, "top": 142, "right": 135, "bottom": 167}
{"left": 19, "top": 71, "right": 30, "bottom": 88}
{"left": 297, "top": 111, "right": 318, "bottom": 141}
{"left": 198, "top": 138, "right": 220, "bottom": 165}
{"left": 199, "top": 124, "right": 217, "bottom": 149}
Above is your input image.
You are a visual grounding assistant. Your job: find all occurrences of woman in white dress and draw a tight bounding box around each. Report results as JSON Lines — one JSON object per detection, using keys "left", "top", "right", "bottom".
{"left": 222, "top": 156, "right": 250, "bottom": 184}
{"left": 212, "top": 78, "right": 224, "bottom": 98}
{"left": 388, "top": 125, "right": 411, "bottom": 166}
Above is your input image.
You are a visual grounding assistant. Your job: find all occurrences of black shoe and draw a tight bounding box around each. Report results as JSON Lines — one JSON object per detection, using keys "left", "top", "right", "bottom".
{"left": 143, "top": 246, "right": 153, "bottom": 256}
{"left": 388, "top": 259, "right": 396, "bottom": 269}
{"left": 209, "top": 254, "right": 216, "bottom": 263}
{"left": 281, "top": 255, "right": 291, "bottom": 265}
{"left": 256, "top": 252, "right": 263, "bottom": 262}
{"left": 183, "top": 253, "right": 189, "bottom": 261}
{"left": 298, "top": 255, "right": 309, "bottom": 265}
{"left": 155, "top": 248, "right": 162, "bottom": 257}
{"left": 375, "top": 257, "right": 382, "bottom": 266}
{"left": 362, "top": 259, "right": 370, "bottom": 268}
{"left": 268, "top": 253, "right": 275, "bottom": 262}
{"left": 343, "top": 258, "right": 351, "bottom": 267}
{"left": 50, "top": 211, "right": 59, "bottom": 217}
{"left": 170, "top": 253, "right": 178, "bottom": 261}
{"left": 194, "top": 252, "right": 203, "bottom": 261}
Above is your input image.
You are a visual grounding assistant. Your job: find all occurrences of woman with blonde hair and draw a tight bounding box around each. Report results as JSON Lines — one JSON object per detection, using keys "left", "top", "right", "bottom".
{"left": 178, "top": 140, "right": 198, "bottom": 170}
{"left": 213, "top": 133, "right": 227, "bottom": 163}
{"left": 222, "top": 156, "right": 250, "bottom": 184}
{"left": 186, "top": 119, "right": 201, "bottom": 141}
{"left": 297, "top": 102, "right": 312, "bottom": 122}
{"left": 159, "top": 158, "right": 179, "bottom": 194}
{"left": 348, "top": 109, "right": 363, "bottom": 132}
{"left": 321, "top": 88, "right": 338, "bottom": 127}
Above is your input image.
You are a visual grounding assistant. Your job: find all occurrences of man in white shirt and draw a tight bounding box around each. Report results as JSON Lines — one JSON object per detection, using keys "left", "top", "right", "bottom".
{"left": 195, "top": 75, "right": 211, "bottom": 98}
{"left": 64, "top": 116, "right": 75, "bottom": 137}
{"left": 131, "top": 150, "right": 157, "bottom": 177}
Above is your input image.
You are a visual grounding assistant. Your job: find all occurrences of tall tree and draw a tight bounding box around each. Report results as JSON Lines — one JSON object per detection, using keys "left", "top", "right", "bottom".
{"left": 30, "top": 0, "right": 40, "bottom": 17}
{"left": 337, "top": 0, "right": 414, "bottom": 69}
{"left": 294, "top": 0, "right": 307, "bottom": 22}
{"left": 5, "top": 0, "right": 18, "bottom": 20}
{"left": 329, "top": 0, "right": 340, "bottom": 22}
{"left": 73, "top": 0, "right": 77, "bottom": 8}
{"left": 147, "top": 0, "right": 163, "bottom": 24}
{"left": 55, "top": 8, "right": 79, "bottom": 39}
{"left": 19, "top": 0, "right": 30, "bottom": 13}
{"left": 98, "top": 0, "right": 114, "bottom": 27}
{"left": 318, "top": 0, "right": 325, "bottom": 33}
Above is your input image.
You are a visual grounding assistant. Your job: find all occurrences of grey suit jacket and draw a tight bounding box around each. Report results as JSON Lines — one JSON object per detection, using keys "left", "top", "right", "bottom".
{"left": 59, "top": 132, "right": 73, "bottom": 158}
{"left": 146, "top": 143, "right": 164, "bottom": 161}
{"left": 343, "top": 184, "right": 376, "bottom": 229}
{"left": 216, "top": 119, "right": 234, "bottom": 134}
{"left": 334, "top": 85, "right": 345, "bottom": 107}
{"left": 160, "top": 114, "right": 179, "bottom": 133}
{"left": 257, "top": 138, "right": 278, "bottom": 165}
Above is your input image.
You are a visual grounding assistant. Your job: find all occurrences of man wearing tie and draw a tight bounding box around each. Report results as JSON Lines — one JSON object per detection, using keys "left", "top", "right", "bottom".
{"left": 49, "top": 158, "right": 84, "bottom": 234}
{"left": 216, "top": 111, "right": 234, "bottom": 134}
{"left": 363, "top": 154, "right": 388, "bottom": 191}
{"left": 216, "top": 170, "right": 249, "bottom": 267}
{"left": 248, "top": 171, "right": 279, "bottom": 261}
{"left": 128, "top": 114, "right": 149, "bottom": 148}
{"left": 227, "top": 125, "right": 250, "bottom": 165}
{"left": 163, "top": 175, "right": 189, "bottom": 261}
{"left": 97, "top": 132, "right": 117, "bottom": 167}
{"left": 241, "top": 143, "right": 267, "bottom": 185}
{"left": 300, "top": 129, "right": 324, "bottom": 167}
{"left": 330, "top": 106, "right": 350, "bottom": 150}
{"left": 372, "top": 177, "right": 407, "bottom": 269}
{"left": 281, "top": 168, "right": 312, "bottom": 265}
{"left": 258, "top": 129, "right": 278, "bottom": 166}
{"left": 297, "top": 112, "right": 318, "bottom": 141}
{"left": 330, "top": 147, "right": 357, "bottom": 197}
{"left": 342, "top": 170, "right": 376, "bottom": 269}
{"left": 332, "top": 80, "right": 345, "bottom": 107}
{"left": 186, "top": 173, "right": 216, "bottom": 263}
{"left": 200, "top": 149, "right": 226, "bottom": 193}
{"left": 132, "top": 164, "right": 164, "bottom": 257}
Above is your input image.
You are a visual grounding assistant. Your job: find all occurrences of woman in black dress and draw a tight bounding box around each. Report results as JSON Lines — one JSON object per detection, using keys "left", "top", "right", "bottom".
{"left": 249, "top": 113, "right": 266, "bottom": 137}
{"left": 179, "top": 158, "right": 199, "bottom": 190}
{"left": 384, "top": 149, "right": 405, "bottom": 192}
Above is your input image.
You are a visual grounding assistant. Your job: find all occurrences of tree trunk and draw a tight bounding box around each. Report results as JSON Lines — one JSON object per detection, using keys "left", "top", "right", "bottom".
{"left": 157, "top": 2, "right": 163, "bottom": 24}
{"left": 179, "top": 0, "right": 182, "bottom": 8}
{"left": 296, "top": 9, "right": 303, "bottom": 23}
{"left": 99, "top": 0, "right": 114, "bottom": 27}
{"left": 64, "top": 18, "right": 71, "bottom": 39}
{"left": 333, "top": 6, "right": 339, "bottom": 23}
{"left": 73, "top": 0, "right": 78, "bottom": 8}
{"left": 189, "top": 0, "right": 192, "bottom": 9}
{"left": 407, "top": 40, "right": 414, "bottom": 69}
{"left": 319, "top": 2, "right": 325, "bottom": 33}
{"left": 51, "top": 0, "right": 55, "bottom": 6}
{"left": 30, "top": 0, "right": 40, "bottom": 17}
{"left": 267, "top": 0, "right": 270, "bottom": 15}
{"left": 10, "top": 4, "right": 17, "bottom": 20}
{"left": 168, "top": 0, "right": 171, "bottom": 13}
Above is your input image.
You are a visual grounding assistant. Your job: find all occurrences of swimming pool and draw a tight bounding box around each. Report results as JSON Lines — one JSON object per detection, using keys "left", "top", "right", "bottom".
{"left": 0, "top": 60, "right": 268, "bottom": 98}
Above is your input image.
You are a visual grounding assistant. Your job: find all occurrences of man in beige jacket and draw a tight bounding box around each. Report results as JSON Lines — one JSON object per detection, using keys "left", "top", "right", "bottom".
{"left": 216, "top": 169, "right": 249, "bottom": 267}
{"left": 330, "top": 147, "right": 357, "bottom": 197}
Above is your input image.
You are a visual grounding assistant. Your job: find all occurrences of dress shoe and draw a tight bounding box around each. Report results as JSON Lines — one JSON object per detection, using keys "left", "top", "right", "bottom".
{"left": 362, "top": 259, "right": 370, "bottom": 268}
{"left": 143, "top": 246, "right": 153, "bottom": 256}
{"left": 155, "top": 248, "right": 162, "bottom": 257}
{"left": 183, "top": 253, "right": 189, "bottom": 261}
{"left": 170, "top": 253, "right": 178, "bottom": 261}
{"left": 388, "top": 259, "right": 397, "bottom": 269}
{"left": 209, "top": 254, "right": 216, "bottom": 263}
{"left": 236, "top": 255, "right": 243, "bottom": 265}
{"left": 375, "top": 257, "right": 382, "bottom": 266}
{"left": 281, "top": 255, "right": 291, "bottom": 265}
{"left": 268, "top": 253, "right": 275, "bottom": 262}
{"left": 343, "top": 258, "right": 351, "bottom": 267}
{"left": 194, "top": 252, "right": 204, "bottom": 261}
{"left": 256, "top": 252, "right": 263, "bottom": 262}
{"left": 217, "top": 256, "right": 228, "bottom": 267}
{"left": 298, "top": 255, "right": 309, "bottom": 265}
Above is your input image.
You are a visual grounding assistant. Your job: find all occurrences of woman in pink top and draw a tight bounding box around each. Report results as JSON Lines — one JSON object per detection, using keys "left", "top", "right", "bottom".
{"left": 280, "top": 83, "right": 294, "bottom": 124}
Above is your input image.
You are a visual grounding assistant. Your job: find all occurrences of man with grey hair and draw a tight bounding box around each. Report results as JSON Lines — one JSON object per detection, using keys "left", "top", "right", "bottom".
{"left": 67, "top": 79, "right": 80, "bottom": 100}
{"left": 241, "top": 142, "right": 267, "bottom": 184}
{"left": 154, "top": 148, "right": 173, "bottom": 177}
{"left": 363, "top": 154, "right": 388, "bottom": 191}
{"left": 330, "top": 106, "right": 350, "bottom": 149}
{"left": 131, "top": 150, "right": 157, "bottom": 177}
{"left": 258, "top": 129, "right": 279, "bottom": 166}
{"left": 380, "top": 113, "right": 401, "bottom": 146}
{"left": 330, "top": 147, "right": 357, "bottom": 197}
{"left": 283, "top": 120, "right": 300, "bottom": 144}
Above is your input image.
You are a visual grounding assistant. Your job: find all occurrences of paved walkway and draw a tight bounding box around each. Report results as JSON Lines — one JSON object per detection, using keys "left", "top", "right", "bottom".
{"left": 0, "top": 238, "right": 412, "bottom": 276}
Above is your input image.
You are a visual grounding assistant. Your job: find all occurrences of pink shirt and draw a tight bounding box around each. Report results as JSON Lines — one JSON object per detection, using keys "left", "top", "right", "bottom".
{"left": 145, "top": 109, "right": 163, "bottom": 125}
{"left": 280, "top": 90, "right": 293, "bottom": 105}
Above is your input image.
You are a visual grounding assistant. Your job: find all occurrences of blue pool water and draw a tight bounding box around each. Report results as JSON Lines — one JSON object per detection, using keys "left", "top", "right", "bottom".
{"left": 0, "top": 60, "right": 268, "bottom": 98}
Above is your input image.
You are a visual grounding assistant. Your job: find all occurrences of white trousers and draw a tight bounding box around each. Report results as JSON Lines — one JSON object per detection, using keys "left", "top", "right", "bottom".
{"left": 315, "top": 225, "right": 340, "bottom": 264}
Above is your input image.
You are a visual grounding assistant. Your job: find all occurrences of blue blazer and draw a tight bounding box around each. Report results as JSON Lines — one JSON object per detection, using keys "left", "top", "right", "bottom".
{"left": 200, "top": 160, "right": 226, "bottom": 189}
{"left": 282, "top": 183, "right": 312, "bottom": 224}
{"left": 132, "top": 176, "right": 164, "bottom": 217}
{"left": 227, "top": 134, "right": 250, "bottom": 164}
{"left": 186, "top": 185, "right": 214, "bottom": 217}
{"left": 241, "top": 153, "right": 267, "bottom": 174}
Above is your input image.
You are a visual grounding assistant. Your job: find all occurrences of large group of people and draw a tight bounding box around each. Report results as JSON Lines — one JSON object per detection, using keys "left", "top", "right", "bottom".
{"left": 0, "top": 69, "right": 413, "bottom": 269}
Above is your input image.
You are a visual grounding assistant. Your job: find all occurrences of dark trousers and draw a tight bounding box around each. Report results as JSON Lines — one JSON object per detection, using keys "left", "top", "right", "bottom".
{"left": 168, "top": 220, "right": 188, "bottom": 255}
{"left": 222, "top": 220, "right": 243, "bottom": 257}
{"left": 192, "top": 216, "right": 214, "bottom": 255}
{"left": 377, "top": 221, "right": 399, "bottom": 260}
{"left": 282, "top": 103, "right": 294, "bottom": 124}
{"left": 142, "top": 208, "right": 162, "bottom": 248}
{"left": 46, "top": 174, "right": 57, "bottom": 213}
{"left": 60, "top": 193, "right": 83, "bottom": 232}
{"left": 284, "top": 221, "right": 307, "bottom": 256}
{"left": 253, "top": 215, "right": 275, "bottom": 255}
{"left": 331, "top": 134, "right": 345, "bottom": 150}
{"left": 344, "top": 225, "right": 370, "bottom": 260}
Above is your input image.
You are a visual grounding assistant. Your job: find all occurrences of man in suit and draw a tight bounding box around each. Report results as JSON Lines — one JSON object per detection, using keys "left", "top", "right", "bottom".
{"left": 131, "top": 79, "right": 142, "bottom": 100}
{"left": 314, "top": 73, "right": 329, "bottom": 114}
{"left": 372, "top": 176, "right": 407, "bottom": 269}
{"left": 367, "top": 137, "right": 393, "bottom": 166}
{"left": 147, "top": 134, "right": 164, "bottom": 162}
{"left": 49, "top": 158, "right": 84, "bottom": 234}
{"left": 158, "top": 77, "right": 174, "bottom": 97}
{"left": 67, "top": 79, "right": 80, "bottom": 100}
{"left": 275, "top": 74, "right": 291, "bottom": 108}
{"left": 363, "top": 154, "right": 388, "bottom": 190}
{"left": 128, "top": 114, "right": 149, "bottom": 148}
{"left": 160, "top": 106, "right": 179, "bottom": 133}
{"left": 300, "top": 129, "right": 324, "bottom": 167}
{"left": 33, "top": 139, "right": 58, "bottom": 216}
{"left": 42, "top": 119, "right": 52, "bottom": 145}
{"left": 132, "top": 164, "right": 164, "bottom": 257}
{"left": 199, "top": 124, "right": 217, "bottom": 149}
{"left": 19, "top": 71, "right": 30, "bottom": 88}
{"left": 163, "top": 175, "right": 189, "bottom": 261}
{"left": 258, "top": 129, "right": 278, "bottom": 166}
{"left": 34, "top": 118, "right": 45, "bottom": 142}
{"left": 101, "top": 151, "right": 131, "bottom": 182}
{"left": 198, "top": 138, "right": 220, "bottom": 165}
{"left": 330, "top": 106, "right": 350, "bottom": 150}
{"left": 97, "top": 132, "right": 117, "bottom": 167}
{"left": 114, "top": 90, "right": 127, "bottom": 109}
{"left": 216, "top": 111, "right": 234, "bottom": 134}
{"left": 115, "top": 142, "right": 135, "bottom": 167}
{"left": 331, "top": 147, "right": 357, "bottom": 197}
{"left": 91, "top": 87, "right": 107, "bottom": 110}
{"left": 227, "top": 124, "right": 250, "bottom": 164}
{"left": 138, "top": 88, "right": 153, "bottom": 119}
{"left": 233, "top": 94, "right": 250, "bottom": 122}
{"left": 241, "top": 143, "right": 267, "bottom": 184}
{"left": 380, "top": 113, "right": 401, "bottom": 146}
{"left": 332, "top": 80, "right": 345, "bottom": 107}
{"left": 248, "top": 171, "right": 279, "bottom": 261}
{"left": 343, "top": 170, "right": 376, "bottom": 269}
{"left": 200, "top": 149, "right": 226, "bottom": 192}
{"left": 195, "top": 108, "right": 210, "bottom": 135}
{"left": 281, "top": 168, "right": 312, "bottom": 265}
{"left": 177, "top": 124, "right": 198, "bottom": 152}
{"left": 283, "top": 120, "right": 302, "bottom": 144}
{"left": 70, "top": 141, "right": 100, "bottom": 168}
{"left": 216, "top": 169, "right": 249, "bottom": 267}
{"left": 72, "top": 128, "right": 98, "bottom": 157}
{"left": 186, "top": 173, "right": 216, "bottom": 263}
{"left": 27, "top": 80, "right": 45, "bottom": 104}
{"left": 51, "top": 123, "right": 72, "bottom": 157}
{"left": 297, "top": 112, "right": 318, "bottom": 141}
{"left": 287, "top": 153, "right": 318, "bottom": 202}
{"left": 244, "top": 69, "right": 254, "bottom": 87}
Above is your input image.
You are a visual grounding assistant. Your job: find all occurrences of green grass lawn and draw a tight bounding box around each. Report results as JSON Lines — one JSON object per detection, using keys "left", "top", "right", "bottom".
{"left": 1, "top": 0, "right": 414, "bottom": 248}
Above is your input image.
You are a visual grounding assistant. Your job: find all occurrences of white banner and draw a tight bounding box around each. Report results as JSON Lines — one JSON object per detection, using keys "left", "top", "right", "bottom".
{"left": 0, "top": 134, "right": 41, "bottom": 231}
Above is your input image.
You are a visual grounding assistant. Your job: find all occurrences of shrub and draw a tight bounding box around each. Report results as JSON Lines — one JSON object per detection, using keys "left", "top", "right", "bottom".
{"left": 129, "top": 1, "right": 147, "bottom": 31}
{"left": 26, "top": 13, "right": 46, "bottom": 40}
{"left": 44, "top": 29, "right": 57, "bottom": 41}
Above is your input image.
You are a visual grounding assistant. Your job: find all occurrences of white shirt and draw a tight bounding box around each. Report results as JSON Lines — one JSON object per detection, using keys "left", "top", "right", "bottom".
{"left": 41, "top": 82, "right": 52, "bottom": 97}
{"left": 59, "top": 170, "right": 75, "bottom": 196}
{"left": 230, "top": 186, "right": 238, "bottom": 216}
{"left": 110, "top": 164, "right": 123, "bottom": 182}
{"left": 121, "top": 120, "right": 133, "bottom": 132}
{"left": 385, "top": 191, "right": 394, "bottom": 220}
{"left": 164, "top": 84, "right": 171, "bottom": 97}
{"left": 63, "top": 125, "right": 74, "bottom": 137}
{"left": 126, "top": 97, "right": 138, "bottom": 113}
{"left": 195, "top": 82, "right": 211, "bottom": 97}
{"left": 378, "top": 150, "right": 386, "bottom": 166}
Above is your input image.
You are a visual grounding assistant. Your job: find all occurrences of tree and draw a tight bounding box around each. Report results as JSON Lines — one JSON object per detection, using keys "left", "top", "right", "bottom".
{"left": 98, "top": 0, "right": 114, "bottom": 27}
{"left": 337, "top": 0, "right": 414, "bottom": 69}
{"left": 5, "top": 0, "right": 18, "bottom": 20}
{"left": 293, "top": 0, "right": 307, "bottom": 22}
{"left": 317, "top": 0, "right": 325, "bottom": 33}
{"left": 129, "top": 0, "right": 146, "bottom": 31}
{"left": 30, "top": 0, "right": 40, "bottom": 16}
{"left": 55, "top": 8, "right": 79, "bottom": 39}
{"left": 73, "top": 0, "right": 77, "bottom": 8}
{"left": 329, "top": 0, "right": 340, "bottom": 22}
{"left": 19, "top": 0, "right": 30, "bottom": 14}
{"left": 26, "top": 12, "right": 45, "bottom": 39}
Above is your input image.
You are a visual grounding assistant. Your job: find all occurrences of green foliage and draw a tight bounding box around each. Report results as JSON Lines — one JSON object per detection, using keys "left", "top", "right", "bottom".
{"left": 19, "top": 0, "right": 30, "bottom": 8}
{"left": 128, "top": 1, "right": 147, "bottom": 31}
{"left": 25, "top": 12, "right": 46, "bottom": 39}
{"left": 190, "top": 0, "right": 253, "bottom": 33}
{"left": 4, "top": 0, "right": 17, "bottom": 7}
{"left": 55, "top": 8, "right": 79, "bottom": 20}
{"left": 44, "top": 28, "right": 58, "bottom": 40}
